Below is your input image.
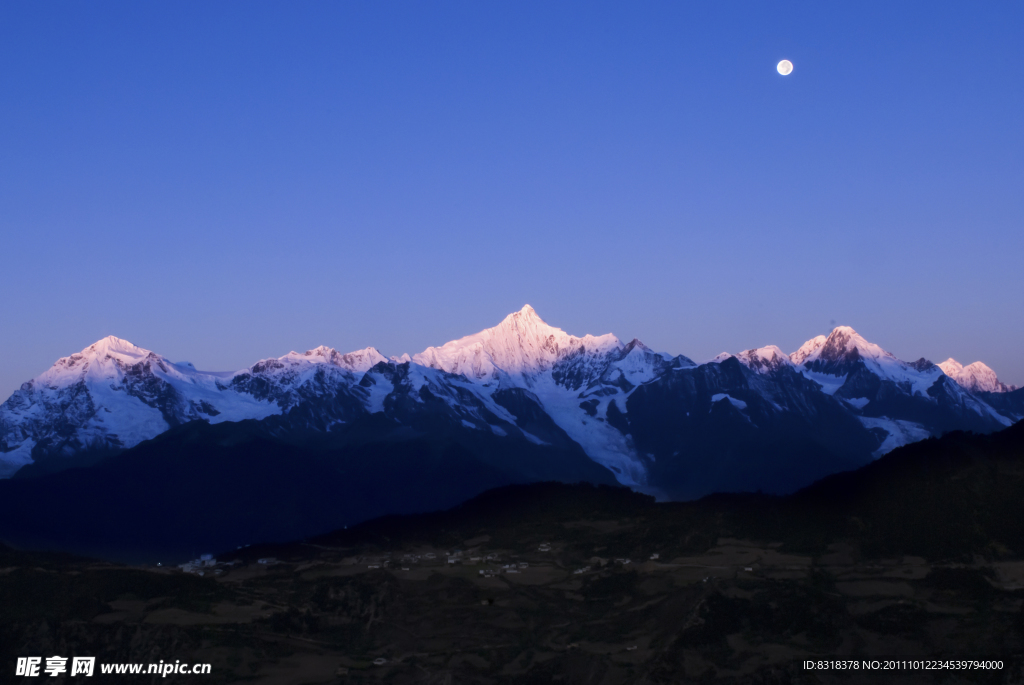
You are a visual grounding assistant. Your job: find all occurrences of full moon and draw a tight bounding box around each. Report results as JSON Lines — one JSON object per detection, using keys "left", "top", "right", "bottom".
{"left": 777, "top": 59, "right": 793, "bottom": 75}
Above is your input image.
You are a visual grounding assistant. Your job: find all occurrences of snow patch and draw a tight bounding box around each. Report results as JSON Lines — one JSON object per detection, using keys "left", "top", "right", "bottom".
{"left": 858, "top": 416, "right": 931, "bottom": 457}
{"left": 799, "top": 370, "right": 848, "bottom": 395}
{"left": 711, "top": 393, "right": 748, "bottom": 410}
{"left": 521, "top": 376, "right": 647, "bottom": 489}
{"left": 0, "top": 439, "right": 36, "bottom": 478}
{"left": 363, "top": 373, "right": 394, "bottom": 414}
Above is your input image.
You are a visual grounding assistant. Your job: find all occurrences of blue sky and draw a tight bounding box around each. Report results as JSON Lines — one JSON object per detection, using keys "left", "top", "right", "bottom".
{"left": 1, "top": 1, "right": 1022, "bottom": 397}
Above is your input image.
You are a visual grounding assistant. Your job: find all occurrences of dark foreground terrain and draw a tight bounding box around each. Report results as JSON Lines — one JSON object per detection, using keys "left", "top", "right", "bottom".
{"left": 4, "top": 422, "right": 1024, "bottom": 684}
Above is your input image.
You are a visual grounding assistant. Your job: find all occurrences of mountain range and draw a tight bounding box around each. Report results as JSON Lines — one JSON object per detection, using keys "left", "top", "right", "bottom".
{"left": 2, "top": 306, "right": 1021, "bottom": 501}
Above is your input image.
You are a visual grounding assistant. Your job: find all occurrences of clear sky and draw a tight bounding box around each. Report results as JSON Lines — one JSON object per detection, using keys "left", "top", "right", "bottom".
{"left": 1, "top": 1, "right": 1022, "bottom": 398}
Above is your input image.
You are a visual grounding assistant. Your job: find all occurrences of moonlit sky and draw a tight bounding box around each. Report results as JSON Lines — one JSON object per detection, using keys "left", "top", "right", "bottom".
{"left": 1, "top": 2, "right": 1023, "bottom": 398}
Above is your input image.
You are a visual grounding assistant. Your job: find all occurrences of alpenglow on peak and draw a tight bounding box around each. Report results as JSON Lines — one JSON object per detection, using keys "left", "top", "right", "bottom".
{"left": 411, "top": 305, "right": 622, "bottom": 381}
{"left": 938, "top": 358, "right": 1017, "bottom": 394}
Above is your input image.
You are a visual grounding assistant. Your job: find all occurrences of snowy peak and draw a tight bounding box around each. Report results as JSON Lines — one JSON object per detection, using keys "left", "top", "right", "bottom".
{"left": 792, "top": 326, "right": 903, "bottom": 379}
{"left": 84, "top": 335, "right": 152, "bottom": 361}
{"left": 34, "top": 336, "right": 162, "bottom": 390}
{"left": 621, "top": 338, "right": 652, "bottom": 355}
{"left": 938, "top": 358, "right": 964, "bottom": 377}
{"left": 939, "top": 358, "right": 1016, "bottom": 393}
{"left": 790, "top": 335, "right": 826, "bottom": 366}
{"left": 736, "top": 345, "right": 794, "bottom": 374}
{"left": 509, "top": 303, "right": 540, "bottom": 323}
{"left": 592, "top": 338, "right": 677, "bottom": 389}
{"left": 75, "top": 336, "right": 155, "bottom": 367}
{"left": 708, "top": 345, "right": 793, "bottom": 374}
{"left": 289, "top": 346, "right": 387, "bottom": 374}
{"left": 412, "top": 305, "right": 622, "bottom": 383}
{"left": 789, "top": 326, "right": 946, "bottom": 398}
{"left": 0, "top": 335, "right": 283, "bottom": 474}
{"left": 816, "top": 326, "right": 895, "bottom": 365}
{"left": 336, "top": 347, "right": 388, "bottom": 373}
{"left": 784, "top": 337, "right": 1024, "bottom": 395}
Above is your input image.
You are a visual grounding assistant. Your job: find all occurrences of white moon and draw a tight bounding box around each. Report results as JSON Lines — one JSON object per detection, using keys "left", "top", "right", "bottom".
{"left": 777, "top": 59, "right": 793, "bottom": 75}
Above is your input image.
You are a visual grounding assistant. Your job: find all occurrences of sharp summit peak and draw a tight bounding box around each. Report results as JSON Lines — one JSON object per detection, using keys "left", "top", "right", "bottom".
{"left": 91, "top": 334, "right": 137, "bottom": 347}
{"left": 504, "top": 303, "right": 542, "bottom": 321}
{"left": 826, "top": 325, "right": 863, "bottom": 338}
{"left": 84, "top": 335, "right": 148, "bottom": 355}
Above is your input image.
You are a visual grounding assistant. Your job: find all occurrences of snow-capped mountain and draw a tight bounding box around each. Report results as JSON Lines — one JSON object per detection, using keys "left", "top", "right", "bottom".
{"left": 735, "top": 346, "right": 794, "bottom": 375}
{"left": 1, "top": 309, "right": 1021, "bottom": 501}
{"left": 789, "top": 336, "right": 827, "bottom": 366}
{"left": 0, "top": 337, "right": 278, "bottom": 476}
{"left": 779, "top": 326, "right": 1014, "bottom": 456}
{"left": 938, "top": 358, "right": 1018, "bottom": 394}
{"left": 0, "top": 318, "right": 613, "bottom": 484}
{"left": 0, "top": 335, "right": 413, "bottom": 476}
{"left": 789, "top": 325, "right": 976, "bottom": 404}
{"left": 793, "top": 326, "right": 917, "bottom": 387}
{"left": 410, "top": 306, "right": 693, "bottom": 487}
{"left": 412, "top": 305, "right": 623, "bottom": 386}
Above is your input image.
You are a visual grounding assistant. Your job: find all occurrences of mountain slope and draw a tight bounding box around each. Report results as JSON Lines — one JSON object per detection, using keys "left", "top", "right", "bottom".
{"left": 766, "top": 416, "right": 1024, "bottom": 558}
{"left": 620, "top": 357, "right": 876, "bottom": 499}
{"left": 318, "top": 417, "right": 1024, "bottom": 561}
{"left": 0, "top": 416, "right": 617, "bottom": 562}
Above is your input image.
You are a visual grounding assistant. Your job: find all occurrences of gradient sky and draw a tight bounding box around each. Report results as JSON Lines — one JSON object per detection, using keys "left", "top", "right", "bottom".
{"left": 2, "top": 1, "right": 1022, "bottom": 398}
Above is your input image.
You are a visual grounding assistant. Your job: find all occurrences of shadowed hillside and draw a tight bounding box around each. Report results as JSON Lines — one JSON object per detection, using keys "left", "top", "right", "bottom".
{"left": 2, "top": 421, "right": 1022, "bottom": 683}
